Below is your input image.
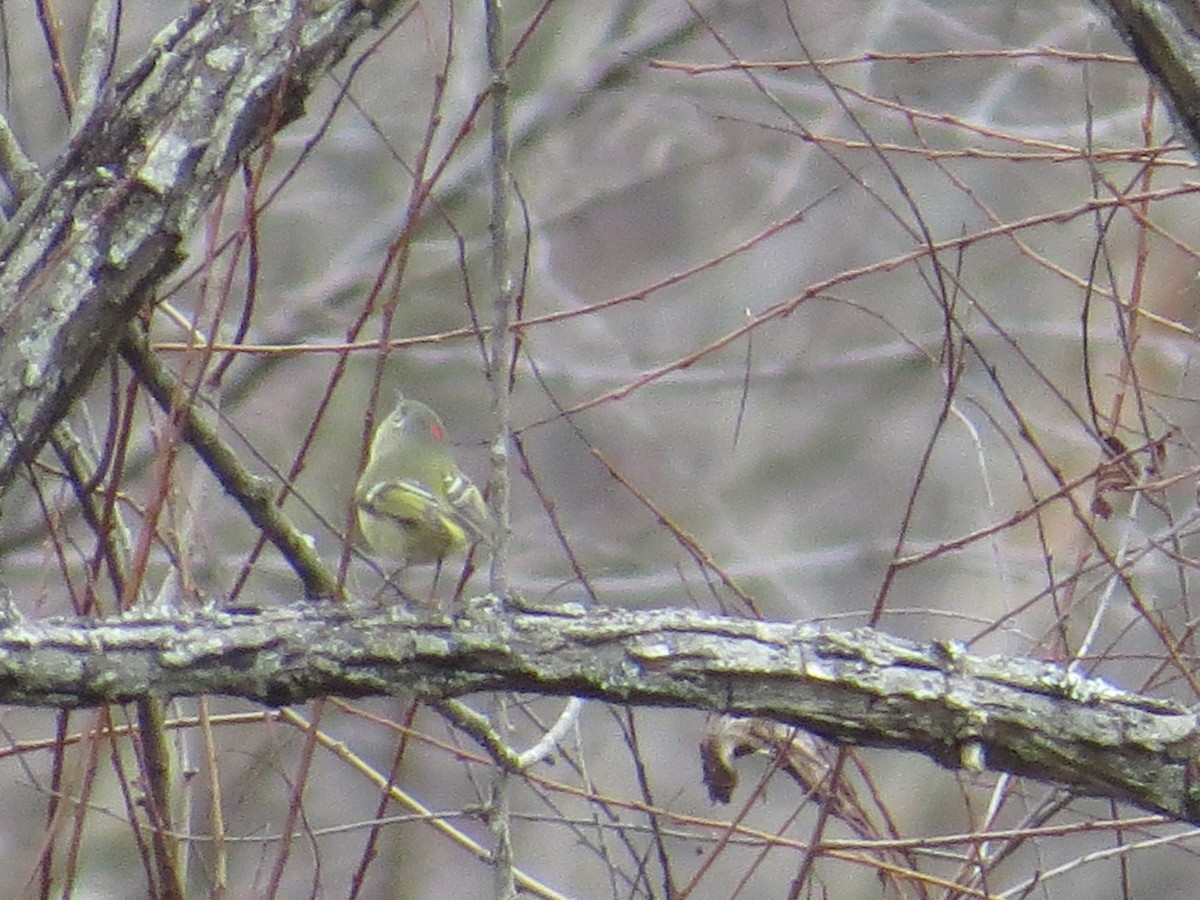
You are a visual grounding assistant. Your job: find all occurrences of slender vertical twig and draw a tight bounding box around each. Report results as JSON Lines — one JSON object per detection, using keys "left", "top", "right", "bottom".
{"left": 485, "top": 0, "right": 516, "bottom": 897}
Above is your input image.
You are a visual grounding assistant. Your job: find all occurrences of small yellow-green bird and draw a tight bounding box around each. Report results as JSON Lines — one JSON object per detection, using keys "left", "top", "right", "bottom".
{"left": 355, "top": 397, "right": 495, "bottom": 566}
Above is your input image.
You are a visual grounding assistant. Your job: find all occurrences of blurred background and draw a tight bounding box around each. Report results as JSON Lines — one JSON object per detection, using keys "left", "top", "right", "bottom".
{"left": 3, "top": 0, "right": 1200, "bottom": 896}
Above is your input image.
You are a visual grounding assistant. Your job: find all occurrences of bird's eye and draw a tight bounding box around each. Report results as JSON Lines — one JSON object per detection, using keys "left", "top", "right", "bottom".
{"left": 430, "top": 422, "right": 445, "bottom": 441}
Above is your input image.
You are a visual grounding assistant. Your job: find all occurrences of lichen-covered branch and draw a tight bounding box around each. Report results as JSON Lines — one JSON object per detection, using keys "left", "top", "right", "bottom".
{"left": 0, "top": 598, "right": 1197, "bottom": 824}
{"left": 0, "top": 0, "right": 406, "bottom": 489}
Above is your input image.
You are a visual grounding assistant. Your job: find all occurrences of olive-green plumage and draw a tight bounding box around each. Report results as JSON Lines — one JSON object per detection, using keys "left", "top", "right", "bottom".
{"left": 355, "top": 398, "right": 494, "bottom": 565}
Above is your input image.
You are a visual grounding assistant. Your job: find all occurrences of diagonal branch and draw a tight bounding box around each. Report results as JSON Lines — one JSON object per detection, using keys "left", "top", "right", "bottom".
{"left": 0, "top": 598, "right": 1197, "bottom": 825}
{"left": 117, "top": 326, "right": 339, "bottom": 599}
{"left": 1092, "top": 0, "right": 1200, "bottom": 156}
{"left": 0, "top": 0, "right": 408, "bottom": 490}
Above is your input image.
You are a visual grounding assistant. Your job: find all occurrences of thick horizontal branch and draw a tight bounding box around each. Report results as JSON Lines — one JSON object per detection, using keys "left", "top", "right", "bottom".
{"left": 0, "top": 598, "right": 1198, "bottom": 824}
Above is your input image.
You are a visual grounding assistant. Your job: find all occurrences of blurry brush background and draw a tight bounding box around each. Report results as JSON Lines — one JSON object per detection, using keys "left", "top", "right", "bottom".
{"left": 1, "top": 1, "right": 1199, "bottom": 897}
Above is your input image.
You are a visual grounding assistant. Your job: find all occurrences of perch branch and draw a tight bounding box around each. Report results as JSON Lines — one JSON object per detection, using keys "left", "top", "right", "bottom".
{"left": 0, "top": 599, "right": 1197, "bottom": 824}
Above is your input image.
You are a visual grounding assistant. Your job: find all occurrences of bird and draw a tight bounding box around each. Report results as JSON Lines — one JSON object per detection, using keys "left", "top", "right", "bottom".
{"left": 355, "top": 397, "right": 495, "bottom": 567}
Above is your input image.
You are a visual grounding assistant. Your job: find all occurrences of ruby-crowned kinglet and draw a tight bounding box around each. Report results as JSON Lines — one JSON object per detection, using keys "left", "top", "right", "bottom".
{"left": 355, "top": 397, "right": 495, "bottom": 565}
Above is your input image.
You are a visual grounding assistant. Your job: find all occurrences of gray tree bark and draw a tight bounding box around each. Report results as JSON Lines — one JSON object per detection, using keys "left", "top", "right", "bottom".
{"left": 0, "top": 0, "right": 405, "bottom": 488}
{"left": 1092, "top": 0, "right": 1200, "bottom": 154}
{"left": 0, "top": 598, "right": 1197, "bottom": 824}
